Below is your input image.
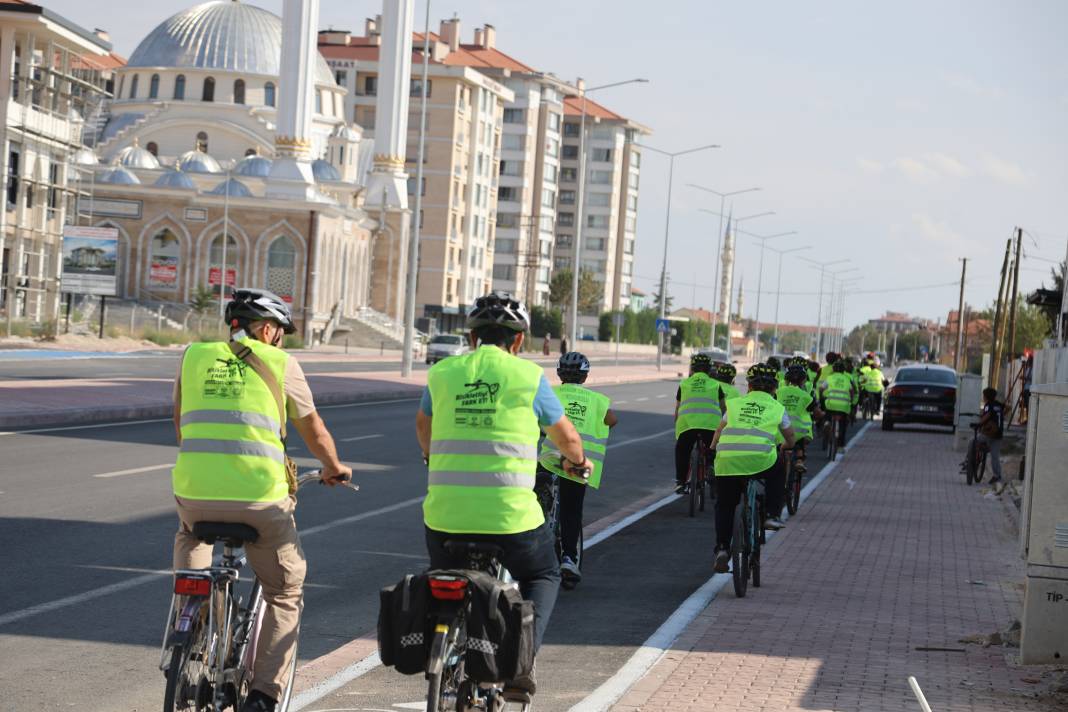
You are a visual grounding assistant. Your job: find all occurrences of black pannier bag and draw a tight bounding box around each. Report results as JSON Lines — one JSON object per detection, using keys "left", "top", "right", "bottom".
{"left": 460, "top": 570, "right": 535, "bottom": 684}
{"left": 378, "top": 573, "right": 432, "bottom": 675}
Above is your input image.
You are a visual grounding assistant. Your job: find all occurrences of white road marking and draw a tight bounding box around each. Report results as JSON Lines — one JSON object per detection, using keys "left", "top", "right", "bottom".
{"left": 606, "top": 428, "right": 675, "bottom": 449}
{"left": 299, "top": 497, "right": 422, "bottom": 538}
{"left": 569, "top": 421, "right": 875, "bottom": 712}
{"left": 655, "top": 394, "right": 667, "bottom": 398}
{"left": 635, "top": 397, "right": 649, "bottom": 402}
{"left": 340, "top": 433, "right": 385, "bottom": 442}
{"left": 318, "top": 398, "right": 420, "bottom": 411}
{"left": 614, "top": 400, "right": 628, "bottom": 405}
{"left": 288, "top": 652, "right": 383, "bottom": 711}
{"left": 92, "top": 463, "right": 173, "bottom": 478}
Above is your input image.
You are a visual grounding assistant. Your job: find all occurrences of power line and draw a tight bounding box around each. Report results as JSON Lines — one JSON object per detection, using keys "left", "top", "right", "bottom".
{"left": 632, "top": 274, "right": 983, "bottom": 297}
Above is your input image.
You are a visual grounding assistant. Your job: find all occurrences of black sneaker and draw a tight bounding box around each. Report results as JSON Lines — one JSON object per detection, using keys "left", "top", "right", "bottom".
{"left": 674, "top": 482, "right": 688, "bottom": 495}
{"left": 241, "top": 691, "right": 277, "bottom": 712}
{"left": 713, "top": 547, "right": 730, "bottom": 573}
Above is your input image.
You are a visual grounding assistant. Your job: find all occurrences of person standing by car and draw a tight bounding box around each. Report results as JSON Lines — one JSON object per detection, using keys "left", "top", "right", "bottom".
{"left": 977, "top": 387, "right": 1005, "bottom": 485}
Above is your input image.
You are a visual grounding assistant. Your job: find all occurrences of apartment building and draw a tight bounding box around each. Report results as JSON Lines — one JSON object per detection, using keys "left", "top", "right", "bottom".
{"left": 320, "top": 20, "right": 513, "bottom": 331}
{"left": 555, "top": 93, "right": 650, "bottom": 336}
{"left": 0, "top": 0, "right": 115, "bottom": 323}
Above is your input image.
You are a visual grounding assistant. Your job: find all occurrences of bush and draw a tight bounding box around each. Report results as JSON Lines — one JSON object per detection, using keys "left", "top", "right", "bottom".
{"left": 530, "top": 305, "right": 563, "bottom": 338}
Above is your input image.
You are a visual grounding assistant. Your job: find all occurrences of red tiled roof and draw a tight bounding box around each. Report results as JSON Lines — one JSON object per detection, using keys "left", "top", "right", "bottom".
{"left": 442, "top": 44, "right": 534, "bottom": 72}
{"left": 563, "top": 95, "right": 625, "bottom": 121}
{"left": 318, "top": 42, "right": 438, "bottom": 66}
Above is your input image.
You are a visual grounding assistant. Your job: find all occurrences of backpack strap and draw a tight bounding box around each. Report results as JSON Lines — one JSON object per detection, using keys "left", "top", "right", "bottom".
{"left": 229, "top": 340, "right": 287, "bottom": 442}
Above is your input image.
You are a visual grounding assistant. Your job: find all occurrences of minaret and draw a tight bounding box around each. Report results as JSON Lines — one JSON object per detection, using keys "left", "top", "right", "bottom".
{"left": 268, "top": 0, "right": 321, "bottom": 200}
{"left": 736, "top": 274, "right": 745, "bottom": 321}
{"left": 363, "top": 0, "right": 414, "bottom": 209}
{"left": 718, "top": 212, "right": 734, "bottom": 325}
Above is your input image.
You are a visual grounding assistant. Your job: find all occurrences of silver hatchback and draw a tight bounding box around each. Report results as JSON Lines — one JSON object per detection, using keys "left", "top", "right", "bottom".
{"left": 426, "top": 334, "right": 468, "bottom": 364}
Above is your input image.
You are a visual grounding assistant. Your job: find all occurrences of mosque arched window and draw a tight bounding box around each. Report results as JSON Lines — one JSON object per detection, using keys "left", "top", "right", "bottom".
{"left": 173, "top": 74, "right": 186, "bottom": 100}
{"left": 264, "top": 82, "right": 276, "bottom": 108}
{"left": 146, "top": 142, "right": 158, "bottom": 157}
{"left": 148, "top": 74, "right": 159, "bottom": 99}
{"left": 196, "top": 131, "right": 208, "bottom": 153}
{"left": 128, "top": 74, "right": 138, "bottom": 99}
{"left": 202, "top": 77, "right": 215, "bottom": 102}
{"left": 233, "top": 79, "right": 245, "bottom": 105}
{"left": 266, "top": 236, "right": 297, "bottom": 304}
{"left": 147, "top": 229, "right": 180, "bottom": 290}
{"left": 208, "top": 234, "right": 239, "bottom": 299}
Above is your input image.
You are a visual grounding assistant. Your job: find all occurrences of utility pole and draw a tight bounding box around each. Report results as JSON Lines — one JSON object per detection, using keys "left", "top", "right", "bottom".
{"left": 990, "top": 238, "right": 1012, "bottom": 390}
{"left": 1005, "top": 227, "right": 1023, "bottom": 392}
{"left": 954, "top": 257, "right": 967, "bottom": 372}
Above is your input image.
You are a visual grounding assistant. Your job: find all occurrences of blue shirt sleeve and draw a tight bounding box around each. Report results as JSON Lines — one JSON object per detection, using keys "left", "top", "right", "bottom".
{"left": 534, "top": 375, "right": 564, "bottom": 427}
{"left": 420, "top": 386, "right": 433, "bottom": 416}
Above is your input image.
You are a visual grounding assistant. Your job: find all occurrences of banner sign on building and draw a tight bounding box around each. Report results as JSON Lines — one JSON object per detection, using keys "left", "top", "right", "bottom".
{"left": 61, "top": 225, "right": 119, "bottom": 296}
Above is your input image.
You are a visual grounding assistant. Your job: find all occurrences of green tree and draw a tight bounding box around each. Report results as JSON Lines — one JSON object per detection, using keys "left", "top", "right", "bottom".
{"left": 778, "top": 330, "right": 808, "bottom": 354}
{"left": 529, "top": 305, "right": 563, "bottom": 338}
{"left": 190, "top": 286, "right": 216, "bottom": 315}
{"left": 651, "top": 289, "right": 674, "bottom": 314}
{"left": 548, "top": 269, "right": 601, "bottom": 314}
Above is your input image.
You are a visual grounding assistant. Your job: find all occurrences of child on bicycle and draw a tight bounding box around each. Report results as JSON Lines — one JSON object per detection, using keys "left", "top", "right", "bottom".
{"left": 778, "top": 364, "right": 821, "bottom": 475}
{"left": 536, "top": 352, "right": 617, "bottom": 589}
{"left": 714, "top": 361, "right": 740, "bottom": 400}
{"left": 674, "top": 353, "right": 728, "bottom": 495}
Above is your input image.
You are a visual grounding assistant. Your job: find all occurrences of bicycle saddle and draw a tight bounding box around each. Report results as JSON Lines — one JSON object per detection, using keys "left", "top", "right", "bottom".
{"left": 192, "top": 522, "right": 260, "bottom": 547}
{"left": 443, "top": 540, "right": 503, "bottom": 560}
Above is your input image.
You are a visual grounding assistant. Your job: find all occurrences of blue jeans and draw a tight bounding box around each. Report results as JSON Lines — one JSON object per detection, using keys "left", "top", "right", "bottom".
{"left": 425, "top": 522, "right": 561, "bottom": 651}
{"left": 977, "top": 434, "right": 1002, "bottom": 479}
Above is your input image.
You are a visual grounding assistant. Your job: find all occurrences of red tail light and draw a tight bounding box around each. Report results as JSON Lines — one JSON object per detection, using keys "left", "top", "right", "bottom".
{"left": 174, "top": 575, "right": 212, "bottom": 597}
{"left": 888, "top": 386, "right": 904, "bottom": 398}
{"left": 429, "top": 576, "right": 467, "bottom": 600}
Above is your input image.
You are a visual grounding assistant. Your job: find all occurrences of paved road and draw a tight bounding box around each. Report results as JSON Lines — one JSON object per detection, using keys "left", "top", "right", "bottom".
{"left": 0, "top": 378, "right": 862, "bottom": 711}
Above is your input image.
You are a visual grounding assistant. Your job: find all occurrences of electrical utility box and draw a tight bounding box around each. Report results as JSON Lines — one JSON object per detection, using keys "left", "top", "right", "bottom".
{"left": 954, "top": 373, "right": 983, "bottom": 451}
{"left": 1018, "top": 381, "right": 1068, "bottom": 664}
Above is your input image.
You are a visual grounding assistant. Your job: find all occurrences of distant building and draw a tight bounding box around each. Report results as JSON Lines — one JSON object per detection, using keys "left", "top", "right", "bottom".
{"left": 672, "top": 306, "right": 712, "bottom": 323}
{"left": 629, "top": 286, "right": 646, "bottom": 312}
{"left": 868, "top": 311, "right": 929, "bottom": 333}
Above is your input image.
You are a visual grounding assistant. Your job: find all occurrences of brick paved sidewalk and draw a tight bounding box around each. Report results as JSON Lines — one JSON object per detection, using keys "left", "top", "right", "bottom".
{"left": 612, "top": 425, "right": 1066, "bottom": 712}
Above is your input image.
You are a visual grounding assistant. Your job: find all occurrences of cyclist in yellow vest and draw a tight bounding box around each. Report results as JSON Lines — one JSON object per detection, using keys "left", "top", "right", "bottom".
{"left": 415, "top": 292, "right": 591, "bottom": 700}
{"left": 711, "top": 363, "right": 796, "bottom": 572}
{"left": 861, "top": 359, "right": 886, "bottom": 414}
{"left": 171, "top": 289, "right": 352, "bottom": 712}
{"left": 778, "top": 364, "right": 821, "bottom": 475}
{"left": 817, "top": 351, "right": 839, "bottom": 385}
{"left": 843, "top": 357, "right": 861, "bottom": 423}
{"left": 818, "top": 360, "right": 856, "bottom": 453}
{"left": 714, "top": 361, "right": 740, "bottom": 400}
{"left": 536, "top": 352, "right": 617, "bottom": 588}
{"left": 674, "top": 353, "right": 727, "bottom": 494}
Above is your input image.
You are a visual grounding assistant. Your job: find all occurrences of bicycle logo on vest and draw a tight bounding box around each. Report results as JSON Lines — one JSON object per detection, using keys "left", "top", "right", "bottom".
{"left": 454, "top": 380, "right": 501, "bottom": 429}
{"left": 566, "top": 401, "right": 587, "bottom": 419}
{"left": 203, "top": 357, "right": 249, "bottom": 399}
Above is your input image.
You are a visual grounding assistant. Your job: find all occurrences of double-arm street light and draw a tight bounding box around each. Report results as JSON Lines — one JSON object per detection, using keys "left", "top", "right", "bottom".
{"left": 689, "top": 185, "right": 761, "bottom": 349}
{"left": 823, "top": 267, "right": 860, "bottom": 353}
{"left": 642, "top": 143, "right": 721, "bottom": 370}
{"left": 834, "top": 277, "right": 862, "bottom": 352}
{"left": 740, "top": 229, "right": 798, "bottom": 361}
{"left": 800, "top": 257, "right": 849, "bottom": 355}
{"left": 767, "top": 244, "right": 811, "bottom": 352}
{"left": 568, "top": 77, "right": 649, "bottom": 348}
{"left": 702, "top": 210, "right": 775, "bottom": 349}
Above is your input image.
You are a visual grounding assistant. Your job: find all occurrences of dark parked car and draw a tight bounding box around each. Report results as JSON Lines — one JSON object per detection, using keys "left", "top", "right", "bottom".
{"left": 882, "top": 364, "right": 957, "bottom": 430}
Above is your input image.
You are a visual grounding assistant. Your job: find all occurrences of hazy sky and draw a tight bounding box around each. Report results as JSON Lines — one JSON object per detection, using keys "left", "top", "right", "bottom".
{"left": 50, "top": 0, "right": 1068, "bottom": 329}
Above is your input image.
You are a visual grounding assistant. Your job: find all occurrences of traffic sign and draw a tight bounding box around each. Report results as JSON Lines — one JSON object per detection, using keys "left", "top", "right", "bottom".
{"left": 655, "top": 318, "right": 671, "bottom": 334}
{"left": 612, "top": 312, "right": 626, "bottom": 327}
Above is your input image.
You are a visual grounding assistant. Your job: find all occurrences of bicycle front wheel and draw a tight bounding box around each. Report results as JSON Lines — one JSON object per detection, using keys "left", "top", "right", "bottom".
{"left": 975, "top": 451, "right": 987, "bottom": 484}
{"left": 965, "top": 441, "right": 976, "bottom": 486}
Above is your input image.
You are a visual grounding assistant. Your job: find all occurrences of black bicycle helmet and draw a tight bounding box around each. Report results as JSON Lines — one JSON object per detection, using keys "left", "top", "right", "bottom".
{"left": 715, "top": 361, "right": 737, "bottom": 382}
{"left": 767, "top": 356, "right": 782, "bottom": 371}
{"left": 558, "top": 351, "right": 591, "bottom": 383}
{"left": 788, "top": 355, "right": 809, "bottom": 370}
{"left": 746, "top": 362, "right": 779, "bottom": 389}
{"left": 825, "top": 352, "right": 839, "bottom": 364}
{"left": 808, "top": 359, "right": 820, "bottom": 373}
{"left": 225, "top": 288, "right": 296, "bottom": 334}
{"left": 842, "top": 357, "right": 855, "bottom": 373}
{"left": 786, "top": 364, "right": 808, "bottom": 385}
{"left": 465, "top": 291, "right": 530, "bottom": 332}
{"left": 832, "top": 359, "right": 847, "bottom": 373}
{"left": 690, "top": 352, "right": 713, "bottom": 374}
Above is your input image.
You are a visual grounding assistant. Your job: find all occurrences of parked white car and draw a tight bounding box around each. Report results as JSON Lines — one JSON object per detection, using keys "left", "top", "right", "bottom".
{"left": 426, "top": 334, "right": 468, "bottom": 364}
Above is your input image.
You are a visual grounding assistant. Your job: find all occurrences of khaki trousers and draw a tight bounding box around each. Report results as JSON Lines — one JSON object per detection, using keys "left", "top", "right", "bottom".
{"left": 174, "top": 496, "right": 306, "bottom": 701}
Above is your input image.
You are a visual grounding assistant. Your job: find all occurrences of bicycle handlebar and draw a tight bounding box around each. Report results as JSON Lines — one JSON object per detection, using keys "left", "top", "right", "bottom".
{"left": 298, "top": 470, "right": 360, "bottom": 491}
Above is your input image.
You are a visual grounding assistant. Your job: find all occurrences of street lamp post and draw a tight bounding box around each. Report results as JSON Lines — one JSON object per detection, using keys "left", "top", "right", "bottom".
{"left": 800, "top": 257, "right": 849, "bottom": 355}
{"left": 568, "top": 78, "right": 648, "bottom": 348}
{"left": 768, "top": 244, "right": 811, "bottom": 352}
{"left": 825, "top": 268, "right": 860, "bottom": 352}
{"left": 742, "top": 229, "right": 797, "bottom": 361}
{"left": 690, "top": 185, "right": 760, "bottom": 349}
{"left": 642, "top": 143, "right": 721, "bottom": 370}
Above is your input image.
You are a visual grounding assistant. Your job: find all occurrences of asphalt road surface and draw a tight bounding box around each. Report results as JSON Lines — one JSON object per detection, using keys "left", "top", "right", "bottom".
{"left": 0, "top": 379, "right": 859, "bottom": 711}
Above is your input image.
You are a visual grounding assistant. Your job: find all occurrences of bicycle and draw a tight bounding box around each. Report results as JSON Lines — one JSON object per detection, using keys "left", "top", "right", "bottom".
{"left": 962, "top": 423, "right": 988, "bottom": 486}
{"left": 160, "top": 472, "right": 358, "bottom": 712}
{"left": 687, "top": 438, "right": 712, "bottom": 517}
{"left": 536, "top": 469, "right": 584, "bottom": 587}
{"left": 827, "top": 413, "right": 846, "bottom": 461}
{"left": 424, "top": 542, "right": 529, "bottom": 712}
{"left": 860, "top": 391, "right": 874, "bottom": 421}
{"left": 784, "top": 444, "right": 804, "bottom": 516}
{"left": 731, "top": 476, "right": 766, "bottom": 598}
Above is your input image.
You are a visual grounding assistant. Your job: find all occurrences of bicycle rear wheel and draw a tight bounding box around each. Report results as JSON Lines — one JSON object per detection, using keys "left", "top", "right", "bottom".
{"left": 163, "top": 611, "right": 211, "bottom": 712}
{"left": 731, "top": 502, "right": 749, "bottom": 598}
{"left": 965, "top": 440, "right": 976, "bottom": 486}
{"left": 975, "top": 450, "right": 987, "bottom": 484}
{"left": 697, "top": 450, "right": 706, "bottom": 513}
{"left": 785, "top": 457, "right": 799, "bottom": 516}
{"left": 828, "top": 420, "right": 839, "bottom": 461}
{"left": 426, "top": 626, "right": 463, "bottom": 712}
{"left": 688, "top": 445, "right": 700, "bottom": 517}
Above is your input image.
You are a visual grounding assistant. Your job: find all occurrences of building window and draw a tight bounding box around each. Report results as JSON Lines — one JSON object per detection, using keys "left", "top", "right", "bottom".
{"left": 266, "top": 236, "right": 296, "bottom": 303}
{"left": 234, "top": 79, "right": 245, "bottom": 105}
{"left": 196, "top": 131, "right": 208, "bottom": 153}
{"left": 625, "top": 216, "right": 637, "bottom": 233}
{"left": 499, "top": 160, "right": 520, "bottom": 177}
{"left": 562, "top": 145, "right": 579, "bottom": 160}
{"left": 541, "top": 188, "right": 555, "bottom": 208}
{"left": 589, "top": 169, "right": 612, "bottom": 184}
{"left": 557, "top": 212, "right": 574, "bottom": 227}
{"left": 563, "top": 122, "right": 580, "bottom": 137}
{"left": 410, "top": 78, "right": 432, "bottom": 97}
{"left": 628, "top": 171, "right": 639, "bottom": 189}
{"left": 547, "top": 112, "right": 561, "bottom": 132}
{"left": 494, "top": 238, "right": 518, "bottom": 254}
{"left": 554, "top": 256, "right": 571, "bottom": 270}
{"left": 148, "top": 74, "right": 159, "bottom": 99}
{"left": 560, "top": 167, "right": 576, "bottom": 182}
{"left": 586, "top": 214, "right": 610, "bottom": 228}
{"left": 406, "top": 176, "right": 426, "bottom": 195}
{"left": 586, "top": 237, "right": 606, "bottom": 251}
{"left": 6, "top": 144, "right": 20, "bottom": 206}
{"left": 592, "top": 148, "right": 612, "bottom": 162}
{"left": 587, "top": 192, "right": 611, "bottom": 207}
{"left": 334, "top": 69, "right": 347, "bottom": 86}
{"left": 502, "top": 108, "right": 524, "bottom": 124}
{"left": 47, "top": 159, "right": 59, "bottom": 214}
{"left": 147, "top": 229, "right": 180, "bottom": 289}
{"left": 623, "top": 238, "right": 635, "bottom": 254}
{"left": 545, "top": 138, "right": 559, "bottom": 158}
{"left": 264, "top": 81, "right": 276, "bottom": 107}
{"left": 627, "top": 194, "right": 638, "bottom": 210}
{"left": 492, "top": 264, "right": 516, "bottom": 281}
{"left": 208, "top": 234, "right": 238, "bottom": 297}
{"left": 498, "top": 186, "right": 517, "bottom": 202}
{"left": 543, "top": 164, "right": 558, "bottom": 184}
{"left": 559, "top": 189, "right": 575, "bottom": 205}
{"left": 146, "top": 142, "right": 158, "bottom": 156}
{"left": 128, "top": 74, "right": 139, "bottom": 99}
{"left": 202, "top": 77, "right": 215, "bottom": 102}
{"left": 174, "top": 74, "right": 185, "bottom": 100}
{"left": 501, "top": 134, "right": 524, "bottom": 151}
{"left": 363, "top": 75, "right": 377, "bottom": 95}
{"left": 632, "top": 152, "right": 641, "bottom": 167}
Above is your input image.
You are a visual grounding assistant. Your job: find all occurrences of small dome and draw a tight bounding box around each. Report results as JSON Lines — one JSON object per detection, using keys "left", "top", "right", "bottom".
{"left": 98, "top": 166, "right": 141, "bottom": 185}
{"left": 154, "top": 169, "right": 197, "bottom": 190}
{"left": 331, "top": 124, "right": 361, "bottom": 142}
{"left": 117, "top": 143, "right": 160, "bottom": 170}
{"left": 177, "top": 149, "right": 222, "bottom": 174}
{"left": 208, "top": 178, "right": 253, "bottom": 198}
{"left": 311, "top": 159, "right": 341, "bottom": 182}
{"left": 234, "top": 154, "right": 273, "bottom": 177}
{"left": 73, "top": 147, "right": 99, "bottom": 166}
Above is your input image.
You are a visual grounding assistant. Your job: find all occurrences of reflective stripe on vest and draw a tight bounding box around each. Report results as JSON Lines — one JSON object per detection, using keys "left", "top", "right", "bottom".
{"left": 538, "top": 383, "right": 611, "bottom": 488}
{"left": 425, "top": 346, "right": 545, "bottom": 534}
{"left": 714, "top": 391, "right": 785, "bottom": 477}
{"left": 822, "top": 374, "right": 853, "bottom": 413}
{"left": 172, "top": 338, "right": 290, "bottom": 502}
{"left": 777, "top": 385, "right": 814, "bottom": 440}
{"left": 675, "top": 373, "right": 724, "bottom": 438}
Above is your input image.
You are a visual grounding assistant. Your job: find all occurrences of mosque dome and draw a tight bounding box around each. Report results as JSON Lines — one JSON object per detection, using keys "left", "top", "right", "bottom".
{"left": 154, "top": 169, "right": 197, "bottom": 190}
{"left": 99, "top": 166, "right": 141, "bottom": 185}
{"left": 117, "top": 141, "right": 161, "bottom": 169}
{"left": 208, "top": 178, "right": 253, "bottom": 198}
{"left": 126, "top": 1, "right": 335, "bottom": 85}
{"left": 233, "top": 154, "right": 273, "bottom": 177}
{"left": 311, "top": 159, "right": 341, "bottom": 182}
{"left": 176, "top": 149, "right": 222, "bottom": 174}
{"left": 73, "top": 147, "right": 99, "bottom": 166}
